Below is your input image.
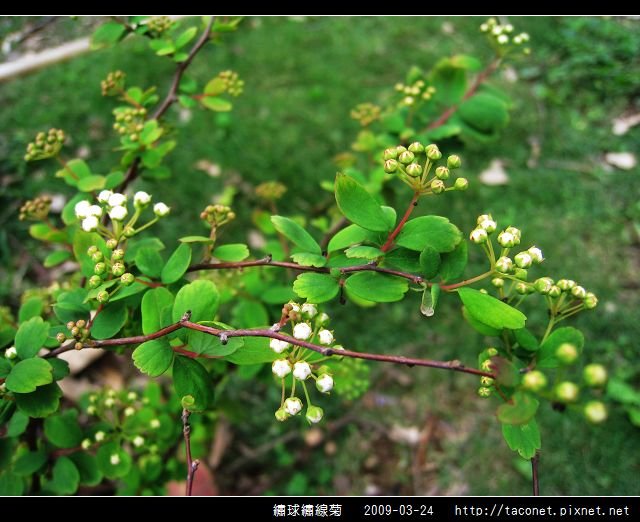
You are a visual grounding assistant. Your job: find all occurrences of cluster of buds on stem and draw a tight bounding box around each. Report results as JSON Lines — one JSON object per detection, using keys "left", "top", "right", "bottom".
{"left": 255, "top": 181, "right": 287, "bottom": 202}
{"left": 24, "top": 128, "right": 65, "bottom": 161}
{"left": 383, "top": 141, "right": 466, "bottom": 195}
{"left": 200, "top": 204, "right": 235, "bottom": 228}
{"left": 216, "top": 70, "right": 245, "bottom": 97}
{"left": 480, "top": 18, "right": 530, "bottom": 56}
{"left": 19, "top": 195, "right": 51, "bottom": 221}
{"left": 113, "top": 107, "right": 147, "bottom": 141}
{"left": 101, "top": 70, "right": 126, "bottom": 96}
{"left": 57, "top": 319, "right": 90, "bottom": 350}
{"left": 146, "top": 15, "right": 173, "bottom": 35}
{"left": 350, "top": 102, "right": 381, "bottom": 126}
{"left": 394, "top": 79, "right": 436, "bottom": 107}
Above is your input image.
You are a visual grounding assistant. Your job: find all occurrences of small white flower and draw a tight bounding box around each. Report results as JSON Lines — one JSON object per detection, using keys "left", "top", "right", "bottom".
{"left": 505, "top": 226, "right": 521, "bottom": 243}
{"left": 110, "top": 453, "right": 121, "bottom": 466}
{"left": 87, "top": 205, "right": 103, "bottom": 217}
{"left": 97, "top": 190, "right": 113, "bottom": 203}
{"left": 134, "top": 191, "right": 152, "bottom": 207}
{"left": 480, "top": 23, "right": 489, "bottom": 32}
{"left": 108, "top": 193, "right": 126, "bottom": 207}
{"left": 584, "top": 401, "right": 607, "bottom": 424}
{"left": 81, "top": 439, "right": 92, "bottom": 450}
{"left": 133, "top": 436, "right": 145, "bottom": 448}
{"left": 127, "top": 391, "right": 137, "bottom": 401}
{"left": 270, "top": 338, "right": 291, "bottom": 354}
{"left": 75, "top": 200, "right": 91, "bottom": 218}
{"left": 469, "top": 228, "right": 488, "bottom": 244}
{"left": 87, "top": 405, "right": 97, "bottom": 415}
{"left": 109, "top": 205, "right": 128, "bottom": 221}
{"left": 272, "top": 359, "right": 292, "bottom": 378}
{"left": 496, "top": 256, "right": 513, "bottom": 273}
{"left": 528, "top": 246, "right": 544, "bottom": 264}
{"left": 284, "top": 397, "right": 303, "bottom": 416}
{"left": 287, "top": 302, "right": 301, "bottom": 313}
{"left": 301, "top": 303, "right": 317, "bottom": 318}
{"left": 520, "top": 32, "right": 530, "bottom": 42}
{"left": 104, "top": 397, "right": 115, "bottom": 408}
{"left": 318, "top": 329, "right": 334, "bottom": 345}
{"left": 293, "top": 322, "right": 312, "bottom": 340}
{"left": 4, "top": 346, "right": 17, "bottom": 359}
{"left": 478, "top": 218, "right": 497, "bottom": 233}
{"left": 95, "top": 431, "right": 106, "bottom": 442}
{"left": 497, "top": 34, "right": 509, "bottom": 45}
{"left": 492, "top": 26, "right": 503, "bottom": 36}
{"left": 293, "top": 361, "right": 312, "bottom": 381}
{"left": 514, "top": 252, "right": 533, "bottom": 269}
{"left": 497, "top": 231, "right": 515, "bottom": 248}
{"left": 150, "top": 418, "right": 161, "bottom": 429}
{"left": 124, "top": 407, "right": 135, "bottom": 417}
{"left": 82, "top": 216, "right": 99, "bottom": 232}
{"left": 153, "top": 202, "right": 170, "bottom": 217}
{"left": 316, "top": 373, "right": 334, "bottom": 393}
{"left": 514, "top": 35, "right": 523, "bottom": 44}
{"left": 504, "top": 24, "right": 514, "bottom": 33}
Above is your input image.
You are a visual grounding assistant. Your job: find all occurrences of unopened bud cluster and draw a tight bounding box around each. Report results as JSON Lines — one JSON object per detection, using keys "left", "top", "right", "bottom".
{"left": 383, "top": 142, "right": 466, "bottom": 195}
{"left": 19, "top": 195, "right": 51, "bottom": 221}
{"left": 480, "top": 18, "right": 530, "bottom": 55}
{"left": 217, "top": 70, "right": 244, "bottom": 97}
{"left": 57, "top": 319, "right": 90, "bottom": 350}
{"left": 101, "top": 70, "right": 126, "bottom": 96}
{"left": 350, "top": 102, "right": 381, "bottom": 126}
{"left": 24, "top": 129, "right": 65, "bottom": 161}
{"left": 200, "top": 204, "right": 235, "bottom": 227}
{"left": 394, "top": 79, "right": 436, "bottom": 107}
{"left": 146, "top": 16, "right": 173, "bottom": 35}
{"left": 113, "top": 106, "right": 147, "bottom": 141}
{"left": 255, "top": 181, "right": 287, "bottom": 201}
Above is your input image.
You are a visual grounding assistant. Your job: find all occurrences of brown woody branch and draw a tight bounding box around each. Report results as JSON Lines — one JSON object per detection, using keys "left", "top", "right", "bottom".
{"left": 182, "top": 409, "right": 199, "bottom": 496}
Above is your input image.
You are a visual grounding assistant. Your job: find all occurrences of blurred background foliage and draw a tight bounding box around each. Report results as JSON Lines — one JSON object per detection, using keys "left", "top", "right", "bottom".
{"left": 0, "top": 16, "right": 639, "bottom": 495}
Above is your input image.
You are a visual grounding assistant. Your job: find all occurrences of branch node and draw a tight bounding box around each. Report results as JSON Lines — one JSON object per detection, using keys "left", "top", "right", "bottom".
{"left": 180, "top": 311, "right": 192, "bottom": 323}
{"left": 264, "top": 254, "right": 273, "bottom": 263}
{"left": 219, "top": 332, "right": 228, "bottom": 345}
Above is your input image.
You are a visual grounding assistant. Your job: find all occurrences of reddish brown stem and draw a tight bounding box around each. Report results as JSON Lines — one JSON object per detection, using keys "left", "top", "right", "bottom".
{"left": 532, "top": 451, "right": 540, "bottom": 496}
{"left": 182, "top": 409, "right": 199, "bottom": 496}
{"left": 380, "top": 192, "right": 420, "bottom": 253}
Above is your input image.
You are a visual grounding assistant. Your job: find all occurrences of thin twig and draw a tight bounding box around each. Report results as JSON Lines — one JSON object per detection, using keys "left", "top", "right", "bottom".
{"left": 531, "top": 451, "right": 540, "bottom": 496}
{"left": 381, "top": 191, "right": 420, "bottom": 252}
{"left": 182, "top": 409, "right": 199, "bottom": 496}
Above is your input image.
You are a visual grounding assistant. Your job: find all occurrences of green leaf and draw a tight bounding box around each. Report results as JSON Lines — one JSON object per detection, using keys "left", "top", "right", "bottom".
{"left": 498, "top": 392, "right": 539, "bottom": 425}
{"left": 97, "top": 442, "right": 132, "bottom": 480}
{"left": 70, "top": 453, "right": 103, "bottom": 487}
{"left": 90, "top": 302, "right": 128, "bottom": 340}
{"left": 104, "top": 171, "right": 125, "bottom": 188}
{"left": 231, "top": 300, "right": 269, "bottom": 328}
{"left": 439, "top": 240, "right": 468, "bottom": 282}
{"left": 450, "top": 54, "right": 483, "bottom": 71}
{"left": 418, "top": 246, "right": 441, "bottom": 279}
{"left": 18, "top": 299, "right": 42, "bottom": 324}
{"left": 14, "top": 450, "right": 47, "bottom": 476}
{"left": 187, "top": 326, "right": 241, "bottom": 357}
{"left": 429, "top": 57, "right": 467, "bottom": 106}
{"left": 382, "top": 248, "right": 421, "bottom": 273}
{"left": 48, "top": 358, "right": 70, "bottom": 381}
{"left": 515, "top": 328, "right": 539, "bottom": 352}
{"left": 458, "top": 288, "right": 526, "bottom": 330}
{"left": 125, "top": 237, "right": 165, "bottom": 262}
{"left": 43, "top": 250, "right": 72, "bottom": 268}
{"left": 141, "top": 287, "right": 174, "bottom": 335}
{"left": 262, "top": 286, "right": 295, "bottom": 304}
{"left": 161, "top": 243, "right": 192, "bottom": 284}
{"left": 213, "top": 243, "right": 250, "bottom": 262}
{"left": 140, "top": 120, "right": 163, "bottom": 145}
{"left": 204, "top": 77, "right": 226, "bottom": 96}
{"left": 6, "top": 411, "right": 29, "bottom": 437}
{"left": 607, "top": 379, "right": 640, "bottom": 406}
{"left": 77, "top": 175, "right": 106, "bottom": 192}
{"left": 335, "top": 173, "right": 390, "bottom": 232}
{"left": 395, "top": 216, "right": 462, "bottom": 253}
{"left": 0, "top": 472, "right": 24, "bottom": 496}
{"left": 462, "top": 305, "right": 503, "bottom": 337}
{"left": 224, "top": 336, "right": 279, "bottom": 365}
{"left": 201, "top": 96, "right": 232, "bottom": 112}
{"left": 173, "top": 356, "right": 213, "bottom": 411}
{"left": 537, "top": 327, "right": 584, "bottom": 368}
{"left": 293, "top": 273, "right": 340, "bottom": 303}
{"left": 29, "top": 223, "right": 67, "bottom": 243}
{"left": 271, "top": 216, "right": 321, "bottom": 254}
{"left": 0, "top": 359, "right": 11, "bottom": 379}
{"left": 132, "top": 339, "right": 175, "bottom": 377}
{"left": 14, "top": 383, "right": 62, "bottom": 418}
{"left": 175, "top": 26, "right": 197, "bottom": 48}
{"left": 180, "top": 235, "right": 214, "bottom": 244}
{"left": 172, "top": 279, "right": 220, "bottom": 324}
{"left": 135, "top": 247, "right": 164, "bottom": 278}
{"left": 44, "top": 410, "right": 83, "bottom": 448}
{"left": 6, "top": 358, "right": 53, "bottom": 393}
{"left": 290, "top": 252, "right": 327, "bottom": 267}
{"left": 55, "top": 158, "right": 92, "bottom": 187}
{"left": 91, "top": 21, "right": 126, "bottom": 49}
{"left": 327, "top": 224, "right": 374, "bottom": 252}
{"left": 502, "top": 419, "right": 541, "bottom": 460}
{"left": 345, "top": 272, "right": 409, "bottom": 303}
{"left": 459, "top": 92, "right": 510, "bottom": 133}
{"left": 345, "top": 245, "right": 384, "bottom": 260}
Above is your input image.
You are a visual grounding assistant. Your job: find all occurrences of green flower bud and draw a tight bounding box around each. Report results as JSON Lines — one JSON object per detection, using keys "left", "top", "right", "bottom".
{"left": 486, "top": 347, "right": 498, "bottom": 357}
{"left": 87, "top": 245, "right": 99, "bottom": 256}
{"left": 407, "top": 142, "right": 424, "bottom": 154}
{"left": 430, "top": 179, "right": 445, "bottom": 194}
{"left": 534, "top": 277, "right": 554, "bottom": 294}
{"left": 56, "top": 332, "right": 67, "bottom": 344}
{"left": 478, "top": 387, "right": 492, "bottom": 398}
{"left": 383, "top": 159, "right": 398, "bottom": 173}
{"left": 514, "top": 268, "right": 528, "bottom": 281}
{"left": 425, "top": 144, "right": 441, "bottom": 160}
{"left": 571, "top": 285, "right": 587, "bottom": 299}
{"left": 395, "top": 145, "right": 407, "bottom": 155}
{"left": 89, "top": 275, "right": 103, "bottom": 289}
{"left": 548, "top": 285, "right": 562, "bottom": 298}
{"left": 480, "top": 376, "right": 493, "bottom": 386}
{"left": 106, "top": 239, "right": 118, "bottom": 250}
{"left": 120, "top": 273, "right": 134, "bottom": 286}
{"left": 91, "top": 252, "right": 103, "bottom": 263}
{"left": 555, "top": 381, "right": 579, "bottom": 403}
{"left": 275, "top": 408, "right": 289, "bottom": 422}
{"left": 383, "top": 148, "right": 398, "bottom": 161}
{"left": 514, "top": 252, "right": 533, "bottom": 269}
{"left": 556, "top": 279, "right": 575, "bottom": 291}
{"left": 454, "top": 177, "right": 469, "bottom": 191}
{"left": 111, "top": 263, "right": 125, "bottom": 277}
{"left": 433, "top": 166, "right": 448, "bottom": 180}
{"left": 583, "top": 364, "right": 607, "bottom": 387}
{"left": 495, "top": 256, "right": 513, "bottom": 274}
{"left": 491, "top": 277, "right": 504, "bottom": 288}
{"left": 71, "top": 326, "right": 80, "bottom": 337}
{"left": 522, "top": 370, "right": 547, "bottom": 392}
{"left": 515, "top": 282, "right": 529, "bottom": 295}
{"left": 123, "top": 226, "right": 136, "bottom": 238}
{"left": 398, "top": 150, "right": 415, "bottom": 165}
{"left": 111, "top": 249, "right": 125, "bottom": 261}
{"left": 94, "top": 262, "right": 106, "bottom": 275}
{"left": 498, "top": 231, "right": 516, "bottom": 248}
{"left": 405, "top": 163, "right": 422, "bottom": 177}
{"left": 306, "top": 405, "right": 324, "bottom": 424}
{"left": 480, "top": 360, "right": 493, "bottom": 371}
{"left": 583, "top": 401, "right": 607, "bottom": 424}
{"left": 75, "top": 342, "right": 83, "bottom": 350}
{"left": 584, "top": 292, "right": 598, "bottom": 309}
{"left": 556, "top": 343, "right": 579, "bottom": 365}
{"left": 505, "top": 227, "right": 521, "bottom": 243}
{"left": 447, "top": 155, "right": 462, "bottom": 169}
{"left": 97, "top": 291, "right": 110, "bottom": 303}
{"left": 470, "top": 228, "right": 488, "bottom": 244}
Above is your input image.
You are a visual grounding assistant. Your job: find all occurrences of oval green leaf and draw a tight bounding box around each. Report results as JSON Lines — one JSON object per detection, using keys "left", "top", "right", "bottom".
{"left": 292, "top": 273, "right": 340, "bottom": 303}
{"left": 172, "top": 279, "right": 220, "bottom": 324}
{"left": 132, "top": 338, "right": 175, "bottom": 377}
{"left": 395, "top": 216, "right": 462, "bottom": 253}
{"left": 15, "top": 316, "right": 49, "bottom": 359}
{"left": 458, "top": 287, "right": 526, "bottom": 330}
{"left": 335, "top": 173, "right": 390, "bottom": 232}
{"left": 161, "top": 243, "right": 192, "bottom": 284}
{"left": 6, "top": 358, "right": 53, "bottom": 393}
{"left": 271, "top": 216, "right": 321, "bottom": 254}
{"left": 345, "top": 272, "right": 409, "bottom": 303}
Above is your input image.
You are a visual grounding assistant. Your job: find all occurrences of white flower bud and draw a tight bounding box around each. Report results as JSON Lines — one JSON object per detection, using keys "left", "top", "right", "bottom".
{"left": 97, "top": 190, "right": 113, "bottom": 203}
{"left": 284, "top": 397, "right": 303, "bottom": 416}
{"left": 498, "top": 231, "right": 516, "bottom": 248}
{"left": 528, "top": 246, "right": 544, "bottom": 264}
{"left": 150, "top": 418, "right": 161, "bottom": 429}
{"left": 305, "top": 405, "right": 324, "bottom": 424}
{"left": 316, "top": 373, "right": 334, "bottom": 393}
{"left": 104, "top": 397, "right": 115, "bottom": 408}
{"left": 110, "top": 453, "right": 121, "bottom": 466}
{"left": 495, "top": 256, "right": 513, "bottom": 273}
{"left": 81, "top": 438, "right": 92, "bottom": 450}
{"left": 124, "top": 407, "right": 135, "bottom": 417}
{"left": 317, "top": 312, "right": 330, "bottom": 326}
{"left": 127, "top": 391, "right": 137, "bottom": 401}
{"left": 470, "top": 228, "right": 488, "bottom": 244}
{"left": 134, "top": 191, "right": 152, "bottom": 207}
{"left": 4, "top": 346, "right": 17, "bottom": 359}
{"left": 153, "top": 202, "right": 170, "bottom": 217}
{"left": 133, "top": 435, "right": 145, "bottom": 448}
{"left": 571, "top": 286, "right": 587, "bottom": 299}
{"left": 504, "top": 24, "right": 514, "bottom": 33}
{"left": 287, "top": 302, "right": 301, "bottom": 313}
{"left": 478, "top": 218, "right": 497, "bottom": 233}
{"left": 269, "top": 338, "right": 291, "bottom": 354}
{"left": 318, "top": 329, "right": 334, "bottom": 345}
{"left": 272, "top": 359, "right": 292, "bottom": 378}
{"left": 87, "top": 405, "right": 97, "bottom": 415}
{"left": 293, "top": 322, "right": 312, "bottom": 340}
{"left": 75, "top": 200, "right": 91, "bottom": 218}
{"left": 0, "top": 383, "right": 5, "bottom": 392}
{"left": 584, "top": 401, "right": 607, "bottom": 424}
{"left": 95, "top": 431, "right": 106, "bottom": 442}
{"left": 108, "top": 193, "right": 126, "bottom": 207}
{"left": 514, "top": 252, "right": 533, "bottom": 269}
{"left": 293, "top": 361, "right": 312, "bottom": 381}
{"left": 301, "top": 303, "right": 317, "bottom": 318}
{"left": 584, "top": 292, "right": 598, "bottom": 309}
{"left": 86, "top": 205, "right": 102, "bottom": 217}
{"left": 82, "top": 216, "right": 99, "bottom": 232}
{"left": 497, "top": 34, "right": 509, "bottom": 45}
{"left": 505, "top": 227, "right": 521, "bottom": 243}
{"left": 109, "top": 205, "right": 128, "bottom": 221}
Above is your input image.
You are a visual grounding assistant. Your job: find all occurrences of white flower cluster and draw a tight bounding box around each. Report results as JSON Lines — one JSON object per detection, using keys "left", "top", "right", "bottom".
{"left": 480, "top": 18, "right": 529, "bottom": 47}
